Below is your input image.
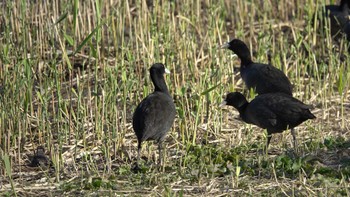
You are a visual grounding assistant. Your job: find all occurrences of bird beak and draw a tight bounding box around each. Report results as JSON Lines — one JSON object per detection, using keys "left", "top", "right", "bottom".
{"left": 165, "top": 68, "right": 171, "bottom": 74}
{"left": 220, "top": 43, "right": 230, "bottom": 49}
{"left": 219, "top": 100, "right": 227, "bottom": 107}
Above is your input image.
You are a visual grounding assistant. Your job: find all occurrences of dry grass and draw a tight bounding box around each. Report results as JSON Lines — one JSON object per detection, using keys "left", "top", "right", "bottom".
{"left": 0, "top": 0, "right": 350, "bottom": 196}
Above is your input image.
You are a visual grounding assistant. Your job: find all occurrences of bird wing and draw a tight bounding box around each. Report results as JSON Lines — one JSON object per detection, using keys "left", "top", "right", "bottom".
{"left": 259, "top": 64, "right": 292, "bottom": 93}
{"left": 244, "top": 63, "right": 292, "bottom": 95}
{"left": 132, "top": 93, "right": 176, "bottom": 142}
{"left": 244, "top": 102, "right": 278, "bottom": 128}
{"left": 258, "top": 94, "right": 312, "bottom": 123}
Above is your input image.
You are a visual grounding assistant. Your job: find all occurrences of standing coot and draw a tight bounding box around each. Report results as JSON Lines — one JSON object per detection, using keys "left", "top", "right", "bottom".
{"left": 132, "top": 63, "right": 176, "bottom": 167}
{"left": 221, "top": 92, "right": 315, "bottom": 150}
{"left": 221, "top": 39, "right": 293, "bottom": 96}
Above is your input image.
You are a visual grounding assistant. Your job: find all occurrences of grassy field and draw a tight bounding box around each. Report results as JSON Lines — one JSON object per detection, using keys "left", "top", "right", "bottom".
{"left": 0, "top": 0, "right": 350, "bottom": 196}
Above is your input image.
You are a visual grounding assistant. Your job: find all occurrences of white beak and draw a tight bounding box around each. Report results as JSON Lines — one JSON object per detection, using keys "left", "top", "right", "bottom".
{"left": 165, "top": 68, "right": 171, "bottom": 74}
{"left": 219, "top": 100, "right": 227, "bottom": 107}
{"left": 220, "top": 43, "right": 230, "bottom": 49}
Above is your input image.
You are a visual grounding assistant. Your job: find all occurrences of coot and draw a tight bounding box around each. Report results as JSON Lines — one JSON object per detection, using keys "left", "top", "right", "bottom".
{"left": 28, "top": 146, "right": 50, "bottom": 168}
{"left": 323, "top": 0, "right": 350, "bottom": 40}
{"left": 132, "top": 63, "right": 176, "bottom": 167}
{"left": 221, "top": 39, "right": 293, "bottom": 96}
{"left": 221, "top": 92, "right": 315, "bottom": 149}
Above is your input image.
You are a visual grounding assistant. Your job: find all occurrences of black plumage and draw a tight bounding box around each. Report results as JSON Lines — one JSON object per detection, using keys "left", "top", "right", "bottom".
{"left": 221, "top": 92, "right": 316, "bottom": 149}
{"left": 132, "top": 63, "right": 176, "bottom": 167}
{"left": 28, "top": 146, "right": 50, "bottom": 168}
{"left": 323, "top": 0, "right": 350, "bottom": 40}
{"left": 221, "top": 39, "right": 293, "bottom": 96}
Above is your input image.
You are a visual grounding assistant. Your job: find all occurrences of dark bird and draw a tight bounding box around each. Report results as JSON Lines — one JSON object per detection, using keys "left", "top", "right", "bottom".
{"left": 322, "top": 0, "right": 350, "bottom": 40}
{"left": 28, "top": 146, "right": 51, "bottom": 168}
{"left": 221, "top": 92, "right": 316, "bottom": 150}
{"left": 132, "top": 63, "right": 176, "bottom": 168}
{"left": 220, "top": 39, "right": 293, "bottom": 96}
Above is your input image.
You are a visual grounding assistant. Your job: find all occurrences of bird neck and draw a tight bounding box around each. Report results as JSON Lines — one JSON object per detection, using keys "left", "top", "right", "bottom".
{"left": 236, "top": 102, "right": 249, "bottom": 115}
{"left": 239, "top": 54, "right": 253, "bottom": 67}
{"left": 151, "top": 74, "right": 169, "bottom": 94}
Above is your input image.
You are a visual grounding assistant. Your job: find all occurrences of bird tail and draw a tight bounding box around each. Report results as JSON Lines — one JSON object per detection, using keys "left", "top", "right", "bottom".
{"left": 306, "top": 111, "right": 316, "bottom": 119}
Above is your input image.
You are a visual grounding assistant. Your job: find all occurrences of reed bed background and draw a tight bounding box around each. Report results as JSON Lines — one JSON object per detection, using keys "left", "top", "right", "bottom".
{"left": 0, "top": 0, "right": 349, "bottom": 196}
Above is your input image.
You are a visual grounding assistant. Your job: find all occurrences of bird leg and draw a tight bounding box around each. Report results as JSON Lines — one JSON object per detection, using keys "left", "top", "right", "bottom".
{"left": 131, "top": 142, "right": 143, "bottom": 172}
{"left": 260, "top": 133, "right": 272, "bottom": 155}
{"left": 291, "top": 128, "right": 298, "bottom": 151}
{"left": 266, "top": 134, "right": 272, "bottom": 150}
{"left": 137, "top": 142, "right": 141, "bottom": 167}
{"left": 158, "top": 141, "right": 163, "bottom": 166}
